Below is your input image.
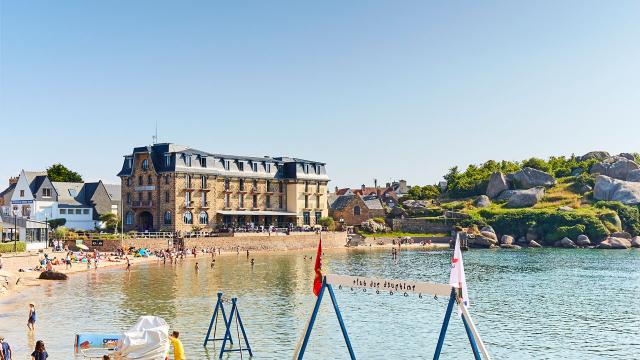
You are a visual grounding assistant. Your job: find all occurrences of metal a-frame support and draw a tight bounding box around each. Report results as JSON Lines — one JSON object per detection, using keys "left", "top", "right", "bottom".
{"left": 219, "top": 298, "right": 253, "bottom": 359}
{"left": 203, "top": 292, "right": 233, "bottom": 347}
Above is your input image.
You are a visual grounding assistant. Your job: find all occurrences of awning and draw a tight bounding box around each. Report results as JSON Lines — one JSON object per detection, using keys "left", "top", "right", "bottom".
{"left": 216, "top": 210, "right": 298, "bottom": 216}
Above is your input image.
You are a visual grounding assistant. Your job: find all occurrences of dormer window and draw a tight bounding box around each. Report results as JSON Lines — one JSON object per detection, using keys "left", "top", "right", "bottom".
{"left": 266, "top": 163, "right": 271, "bottom": 173}
{"left": 304, "top": 164, "right": 310, "bottom": 173}
{"left": 200, "top": 156, "right": 207, "bottom": 167}
{"left": 315, "top": 165, "right": 321, "bottom": 175}
{"left": 185, "top": 155, "right": 192, "bottom": 167}
{"left": 238, "top": 161, "right": 244, "bottom": 171}
{"left": 223, "top": 159, "right": 230, "bottom": 171}
{"left": 252, "top": 162, "right": 258, "bottom": 172}
{"left": 164, "top": 154, "right": 171, "bottom": 167}
{"left": 142, "top": 159, "right": 149, "bottom": 170}
{"left": 127, "top": 157, "right": 133, "bottom": 169}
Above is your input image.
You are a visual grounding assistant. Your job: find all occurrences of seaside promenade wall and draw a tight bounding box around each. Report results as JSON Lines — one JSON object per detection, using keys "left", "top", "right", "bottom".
{"left": 63, "top": 231, "right": 347, "bottom": 252}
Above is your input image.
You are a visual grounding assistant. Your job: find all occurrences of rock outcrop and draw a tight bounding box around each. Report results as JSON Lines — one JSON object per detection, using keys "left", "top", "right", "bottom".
{"left": 528, "top": 240, "right": 542, "bottom": 248}
{"left": 505, "top": 187, "right": 545, "bottom": 208}
{"left": 631, "top": 236, "right": 640, "bottom": 248}
{"left": 486, "top": 172, "right": 509, "bottom": 198}
{"left": 579, "top": 151, "right": 611, "bottom": 162}
{"left": 610, "top": 231, "right": 631, "bottom": 239}
{"left": 596, "top": 237, "right": 632, "bottom": 249}
{"left": 593, "top": 175, "right": 640, "bottom": 205}
{"left": 627, "top": 169, "right": 640, "bottom": 182}
{"left": 555, "top": 237, "right": 577, "bottom": 248}
{"left": 474, "top": 195, "right": 491, "bottom": 208}
{"left": 576, "top": 234, "right": 591, "bottom": 247}
{"left": 500, "top": 235, "right": 514, "bottom": 246}
{"left": 508, "top": 167, "right": 556, "bottom": 189}
{"left": 38, "top": 271, "right": 69, "bottom": 280}
{"left": 590, "top": 157, "right": 640, "bottom": 180}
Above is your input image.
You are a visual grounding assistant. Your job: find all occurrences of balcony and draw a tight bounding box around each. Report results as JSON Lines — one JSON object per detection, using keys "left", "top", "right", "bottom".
{"left": 131, "top": 201, "right": 153, "bottom": 208}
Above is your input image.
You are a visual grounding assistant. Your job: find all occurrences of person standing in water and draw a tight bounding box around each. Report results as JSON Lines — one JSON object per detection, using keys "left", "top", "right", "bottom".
{"left": 30, "top": 340, "right": 48, "bottom": 360}
{"left": 169, "top": 331, "right": 185, "bottom": 360}
{"left": 0, "top": 335, "right": 13, "bottom": 360}
{"left": 195, "top": 262, "right": 199, "bottom": 272}
{"left": 27, "top": 303, "right": 36, "bottom": 331}
{"left": 126, "top": 257, "right": 131, "bottom": 271}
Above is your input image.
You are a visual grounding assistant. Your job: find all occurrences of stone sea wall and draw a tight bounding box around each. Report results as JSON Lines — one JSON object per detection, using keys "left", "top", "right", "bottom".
{"left": 391, "top": 218, "right": 452, "bottom": 234}
{"left": 64, "top": 231, "right": 348, "bottom": 252}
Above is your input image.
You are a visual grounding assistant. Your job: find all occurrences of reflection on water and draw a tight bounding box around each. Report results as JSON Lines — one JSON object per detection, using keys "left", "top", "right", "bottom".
{"left": 0, "top": 248, "right": 639, "bottom": 359}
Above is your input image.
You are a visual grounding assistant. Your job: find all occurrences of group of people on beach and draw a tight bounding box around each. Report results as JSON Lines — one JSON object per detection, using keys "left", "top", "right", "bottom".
{"left": 0, "top": 303, "right": 47, "bottom": 360}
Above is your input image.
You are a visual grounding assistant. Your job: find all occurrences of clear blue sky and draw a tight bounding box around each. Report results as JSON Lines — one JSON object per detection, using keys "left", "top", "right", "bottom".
{"left": 1, "top": 1, "right": 639, "bottom": 188}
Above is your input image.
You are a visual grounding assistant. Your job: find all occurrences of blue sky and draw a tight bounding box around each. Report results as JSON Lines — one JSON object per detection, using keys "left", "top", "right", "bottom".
{"left": 1, "top": 1, "right": 639, "bottom": 188}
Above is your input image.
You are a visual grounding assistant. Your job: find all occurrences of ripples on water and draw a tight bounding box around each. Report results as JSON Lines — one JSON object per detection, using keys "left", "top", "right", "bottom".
{"left": 0, "top": 248, "right": 638, "bottom": 359}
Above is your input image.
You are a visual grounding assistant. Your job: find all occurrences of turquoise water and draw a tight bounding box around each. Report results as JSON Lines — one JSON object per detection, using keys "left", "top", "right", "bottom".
{"left": 0, "top": 248, "right": 639, "bottom": 359}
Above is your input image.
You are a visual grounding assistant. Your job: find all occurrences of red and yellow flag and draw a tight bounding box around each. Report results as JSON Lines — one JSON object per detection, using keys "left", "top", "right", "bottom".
{"left": 313, "top": 236, "right": 323, "bottom": 296}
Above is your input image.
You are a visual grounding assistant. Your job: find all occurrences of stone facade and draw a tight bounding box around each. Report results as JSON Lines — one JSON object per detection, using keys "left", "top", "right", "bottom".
{"left": 119, "top": 144, "right": 329, "bottom": 233}
{"left": 330, "top": 195, "right": 385, "bottom": 226}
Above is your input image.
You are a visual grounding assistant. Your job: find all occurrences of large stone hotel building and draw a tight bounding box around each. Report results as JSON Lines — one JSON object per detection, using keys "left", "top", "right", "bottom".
{"left": 117, "top": 143, "right": 329, "bottom": 232}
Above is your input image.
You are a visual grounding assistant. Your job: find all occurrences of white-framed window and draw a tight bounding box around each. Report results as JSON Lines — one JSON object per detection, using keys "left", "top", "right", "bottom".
{"left": 125, "top": 212, "right": 134, "bottom": 225}
{"left": 252, "top": 195, "right": 258, "bottom": 208}
{"left": 75, "top": 209, "right": 82, "bottom": 215}
{"left": 127, "top": 157, "right": 133, "bottom": 168}
{"left": 185, "top": 192, "right": 191, "bottom": 206}
{"left": 224, "top": 178, "right": 230, "bottom": 190}
{"left": 252, "top": 162, "right": 258, "bottom": 172}
{"left": 200, "top": 156, "right": 207, "bottom": 167}
{"left": 185, "top": 155, "right": 192, "bottom": 167}
{"left": 60, "top": 209, "right": 67, "bottom": 215}
{"left": 238, "top": 161, "right": 244, "bottom": 171}
{"left": 304, "top": 164, "right": 310, "bottom": 173}
{"left": 315, "top": 164, "right": 321, "bottom": 175}
{"left": 353, "top": 206, "right": 361, "bottom": 216}
{"left": 42, "top": 188, "right": 51, "bottom": 197}
{"left": 201, "top": 175, "right": 207, "bottom": 188}
{"left": 142, "top": 159, "right": 149, "bottom": 170}
{"left": 266, "top": 163, "right": 271, "bottom": 173}
{"left": 223, "top": 159, "right": 230, "bottom": 170}
{"left": 225, "top": 193, "right": 230, "bottom": 207}
{"left": 83, "top": 209, "right": 90, "bottom": 215}
{"left": 126, "top": 177, "right": 132, "bottom": 186}
{"left": 239, "top": 194, "right": 244, "bottom": 208}
{"left": 185, "top": 174, "right": 191, "bottom": 188}
{"left": 164, "top": 211, "right": 172, "bottom": 225}
{"left": 164, "top": 154, "right": 171, "bottom": 167}
{"left": 183, "top": 211, "right": 193, "bottom": 224}
{"left": 199, "top": 211, "right": 208, "bottom": 225}
{"left": 20, "top": 190, "right": 25, "bottom": 197}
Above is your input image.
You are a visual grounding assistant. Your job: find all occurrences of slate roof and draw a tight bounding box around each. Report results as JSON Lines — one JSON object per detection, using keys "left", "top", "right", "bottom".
{"left": 103, "top": 184, "right": 121, "bottom": 202}
{"left": 52, "top": 182, "right": 88, "bottom": 206}
{"left": 24, "top": 171, "right": 48, "bottom": 194}
{"left": 330, "top": 195, "right": 356, "bottom": 211}
{"left": 0, "top": 183, "right": 16, "bottom": 198}
{"left": 362, "top": 195, "right": 384, "bottom": 210}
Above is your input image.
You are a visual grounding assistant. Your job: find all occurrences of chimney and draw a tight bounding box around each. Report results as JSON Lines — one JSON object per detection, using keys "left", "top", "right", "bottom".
{"left": 335, "top": 186, "right": 339, "bottom": 194}
{"left": 361, "top": 184, "right": 366, "bottom": 193}
{"left": 374, "top": 178, "right": 378, "bottom": 189}
{"left": 9, "top": 176, "right": 18, "bottom": 185}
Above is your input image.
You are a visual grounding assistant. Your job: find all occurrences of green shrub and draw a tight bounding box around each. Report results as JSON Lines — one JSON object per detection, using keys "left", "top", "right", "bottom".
{"left": 372, "top": 217, "right": 385, "bottom": 224}
{"left": 594, "top": 201, "right": 640, "bottom": 236}
{"left": 546, "top": 224, "right": 586, "bottom": 242}
{"left": 0, "top": 241, "right": 26, "bottom": 253}
{"left": 48, "top": 218, "right": 67, "bottom": 229}
{"left": 317, "top": 217, "right": 336, "bottom": 231}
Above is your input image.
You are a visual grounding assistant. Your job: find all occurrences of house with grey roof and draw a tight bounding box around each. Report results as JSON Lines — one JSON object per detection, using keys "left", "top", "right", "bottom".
{"left": 328, "top": 194, "right": 385, "bottom": 226}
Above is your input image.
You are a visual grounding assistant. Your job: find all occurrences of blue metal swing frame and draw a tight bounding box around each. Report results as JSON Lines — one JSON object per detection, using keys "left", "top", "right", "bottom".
{"left": 203, "top": 292, "right": 233, "bottom": 347}
{"left": 296, "top": 277, "right": 485, "bottom": 360}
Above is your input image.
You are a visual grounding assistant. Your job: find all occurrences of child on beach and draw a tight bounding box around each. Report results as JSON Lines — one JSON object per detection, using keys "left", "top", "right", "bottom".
{"left": 27, "top": 303, "right": 36, "bottom": 331}
{"left": 30, "top": 340, "right": 48, "bottom": 360}
{"left": 0, "top": 335, "right": 13, "bottom": 360}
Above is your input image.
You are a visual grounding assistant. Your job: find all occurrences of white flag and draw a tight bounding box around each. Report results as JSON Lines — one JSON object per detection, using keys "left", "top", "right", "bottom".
{"left": 449, "top": 233, "right": 469, "bottom": 308}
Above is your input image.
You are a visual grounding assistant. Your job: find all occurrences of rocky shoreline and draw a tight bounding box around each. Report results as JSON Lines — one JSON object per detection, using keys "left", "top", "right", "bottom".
{"left": 458, "top": 225, "right": 640, "bottom": 250}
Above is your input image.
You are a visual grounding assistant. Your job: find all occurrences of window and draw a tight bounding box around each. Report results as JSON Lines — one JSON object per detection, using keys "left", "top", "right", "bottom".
{"left": 185, "top": 174, "right": 191, "bottom": 188}
{"left": 165, "top": 191, "right": 170, "bottom": 203}
{"left": 353, "top": 206, "right": 361, "bottom": 216}
{"left": 266, "top": 180, "right": 271, "bottom": 192}
{"left": 125, "top": 212, "right": 134, "bottom": 225}
{"left": 164, "top": 154, "right": 171, "bottom": 167}
{"left": 165, "top": 175, "right": 170, "bottom": 184}
{"left": 266, "top": 195, "right": 271, "bottom": 208}
{"left": 303, "top": 212, "right": 310, "bottom": 225}
{"left": 201, "top": 175, "right": 207, "bottom": 188}
{"left": 224, "top": 178, "right": 230, "bottom": 190}
{"left": 239, "top": 194, "right": 244, "bottom": 208}
{"left": 164, "top": 211, "right": 172, "bottom": 225}
{"left": 317, "top": 182, "right": 321, "bottom": 192}
{"left": 224, "top": 193, "right": 230, "bottom": 207}
{"left": 223, "top": 160, "right": 230, "bottom": 170}
{"left": 60, "top": 209, "right": 67, "bottom": 215}
{"left": 127, "top": 157, "right": 133, "bottom": 169}
{"left": 279, "top": 182, "right": 284, "bottom": 192}
{"left": 183, "top": 211, "right": 193, "bottom": 224}
{"left": 238, "top": 161, "right": 244, "bottom": 171}
{"left": 316, "top": 195, "right": 321, "bottom": 208}
{"left": 252, "top": 162, "right": 258, "bottom": 172}
{"left": 147, "top": 192, "right": 152, "bottom": 201}
{"left": 279, "top": 195, "right": 284, "bottom": 209}
{"left": 75, "top": 209, "right": 82, "bottom": 215}
{"left": 202, "top": 192, "right": 207, "bottom": 206}
{"left": 304, "top": 181, "right": 309, "bottom": 192}
{"left": 223, "top": 215, "right": 232, "bottom": 225}
{"left": 252, "top": 179, "right": 258, "bottom": 190}
{"left": 42, "top": 188, "right": 51, "bottom": 197}
{"left": 185, "top": 155, "right": 192, "bottom": 167}
{"left": 316, "top": 165, "right": 321, "bottom": 175}
{"left": 138, "top": 176, "right": 143, "bottom": 186}
{"left": 83, "top": 209, "right": 90, "bottom": 215}
{"left": 126, "top": 177, "right": 131, "bottom": 186}
{"left": 127, "top": 193, "right": 131, "bottom": 204}
{"left": 266, "top": 163, "right": 271, "bottom": 173}
{"left": 252, "top": 195, "right": 258, "bottom": 208}
{"left": 315, "top": 212, "right": 322, "bottom": 223}
{"left": 148, "top": 175, "right": 153, "bottom": 185}
{"left": 252, "top": 215, "right": 259, "bottom": 224}
{"left": 304, "top": 195, "right": 309, "bottom": 208}
{"left": 142, "top": 159, "right": 149, "bottom": 170}
{"left": 199, "top": 211, "right": 208, "bottom": 224}
{"left": 304, "top": 164, "right": 310, "bottom": 173}
{"left": 200, "top": 156, "right": 207, "bottom": 167}
{"left": 20, "top": 190, "right": 25, "bottom": 197}
{"left": 185, "top": 192, "right": 191, "bottom": 206}
{"left": 239, "top": 179, "right": 245, "bottom": 191}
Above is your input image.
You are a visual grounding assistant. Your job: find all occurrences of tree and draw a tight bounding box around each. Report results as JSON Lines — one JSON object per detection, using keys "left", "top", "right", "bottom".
{"left": 317, "top": 217, "right": 336, "bottom": 231}
{"left": 47, "top": 163, "right": 83, "bottom": 182}
{"left": 99, "top": 213, "right": 119, "bottom": 233}
{"left": 48, "top": 218, "right": 67, "bottom": 229}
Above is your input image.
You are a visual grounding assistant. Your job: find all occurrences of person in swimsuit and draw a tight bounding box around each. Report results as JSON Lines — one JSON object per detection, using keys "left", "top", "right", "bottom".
{"left": 30, "top": 340, "right": 48, "bottom": 360}
{"left": 27, "top": 303, "right": 36, "bottom": 331}
{"left": 0, "top": 335, "right": 13, "bottom": 360}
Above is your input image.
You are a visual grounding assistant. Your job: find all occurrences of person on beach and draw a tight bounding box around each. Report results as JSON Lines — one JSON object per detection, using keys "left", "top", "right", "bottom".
{"left": 27, "top": 303, "right": 36, "bottom": 331}
{"left": 126, "top": 257, "right": 131, "bottom": 271}
{"left": 102, "top": 355, "right": 110, "bottom": 360}
{"left": 0, "top": 335, "right": 13, "bottom": 360}
{"left": 168, "top": 331, "right": 185, "bottom": 360}
{"left": 65, "top": 253, "right": 71, "bottom": 269}
{"left": 195, "top": 262, "right": 199, "bottom": 272}
{"left": 246, "top": 250, "right": 249, "bottom": 259}
{"left": 30, "top": 340, "right": 48, "bottom": 360}
{"left": 251, "top": 258, "right": 255, "bottom": 268}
